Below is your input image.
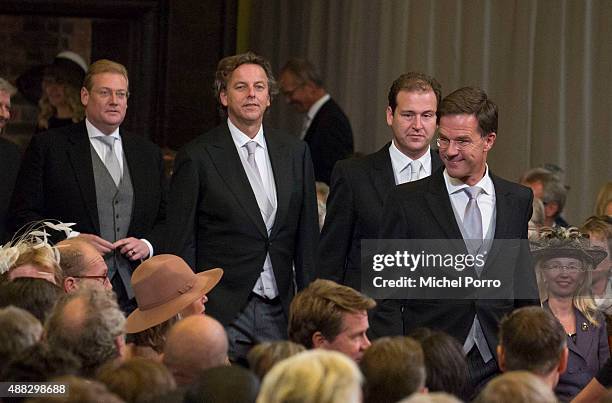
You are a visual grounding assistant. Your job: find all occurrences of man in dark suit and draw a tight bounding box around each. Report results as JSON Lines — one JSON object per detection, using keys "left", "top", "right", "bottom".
{"left": 279, "top": 58, "right": 353, "bottom": 184}
{"left": 10, "top": 60, "right": 166, "bottom": 313}
{"left": 164, "top": 52, "right": 319, "bottom": 364}
{"left": 0, "top": 78, "right": 21, "bottom": 244}
{"left": 375, "top": 87, "right": 538, "bottom": 397}
{"left": 317, "top": 72, "right": 443, "bottom": 291}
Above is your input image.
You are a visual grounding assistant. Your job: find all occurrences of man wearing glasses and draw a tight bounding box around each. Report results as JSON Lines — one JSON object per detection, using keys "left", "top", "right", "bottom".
{"left": 58, "top": 238, "right": 112, "bottom": 293}
{"left": 377, "top": 86, "right": 538, "bottom": 398}
{"left": 317, "top": 72, "right": 443, "bottom": 292}
{"left": 10, "top": 59, "right": 167, "bottom": 313}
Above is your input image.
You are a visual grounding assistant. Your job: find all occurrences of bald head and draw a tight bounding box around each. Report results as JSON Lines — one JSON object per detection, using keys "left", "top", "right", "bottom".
{"left": 163, "top": 315, "right": 229, "bottom": 386}
{"left": 57, "top": 238, "right": 110, "bottom": 292}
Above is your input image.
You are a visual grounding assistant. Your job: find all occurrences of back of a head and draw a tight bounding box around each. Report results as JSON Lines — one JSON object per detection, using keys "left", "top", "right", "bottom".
{"left": 499, "top": 306, "right": 566, "bottom": 375}
{"left": 27, "top": 375, "right": 123, "bottom": 403}
{"left": 398, "top": 392, "right": 463, "bottom": 403}
{"left": 257, "top": 349, "right": 363, "bottom": 403}
{"left": 45, "top": 288, "right": 125, "bottom": 377}
{"left": 409, "top": 328, "right": 468, "bottom": 398}
{"left": 288, "top": 279, "right": 375, "bottom": 348}
{"left": 97, "top": 357, "right": 176, "bottom": 403}
{"left": 475, "top": 371, "right": 557, "bottom": 403}
{"left": 0, "top": 343, "right": 81, "bottom": 385}
{"left": 247, "top": 340, "right": 306, "bottom": 380}
{"left": 0, "top": 277, "right": 63, "bottom": 323}
{"left": 0, "top": 306, "right": 43, "bottom": 373}
{"left": 360, "top": 337, "right": 425, "bottom": 403}
{"left": 163, "top": 315, "right": 229, "bottom": 386}
{"left": 184, "top": 365, "right": 260, "bottom": 403}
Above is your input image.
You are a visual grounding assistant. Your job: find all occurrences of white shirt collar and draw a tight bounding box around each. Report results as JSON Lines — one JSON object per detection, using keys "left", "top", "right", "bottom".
{"left": 443, "top": 164, "right": 494, "bottom": 195}
{"left": 227, "top": 118, "right": 267, "bottom": 150}
{"left": 389, "top": 142, "right": 432, "bottom": 176}
{"left": 85, "top": 118, "right": 120, "bottom": 140}
{"left": 307, "top": 93, "right": 331, "bottom": 120}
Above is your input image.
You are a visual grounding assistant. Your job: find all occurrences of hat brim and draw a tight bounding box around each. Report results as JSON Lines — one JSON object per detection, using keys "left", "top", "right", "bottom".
{"left": 125, "top": 268, "right": 223, "bottom": 334}
{"left": 531, "top": 246, "right": 607, "bottom": 267}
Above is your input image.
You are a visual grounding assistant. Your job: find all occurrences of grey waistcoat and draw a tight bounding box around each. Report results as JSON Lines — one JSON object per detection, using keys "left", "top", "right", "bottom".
{"left": 91, "top": 145, "right": 135, "bottom": 299}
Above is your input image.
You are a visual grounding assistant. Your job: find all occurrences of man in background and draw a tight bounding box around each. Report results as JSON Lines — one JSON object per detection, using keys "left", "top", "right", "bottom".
{"left": 279, "top": 58, "right": 353, "bottom": 184}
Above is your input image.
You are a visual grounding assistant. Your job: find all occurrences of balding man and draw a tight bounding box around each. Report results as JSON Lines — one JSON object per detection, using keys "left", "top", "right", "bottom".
{"left": 163, "top": 315, "right": 229, "bottom": 386}
{"left": 57, "top": 238, "right": 112, "bottom": 293}
{"left": 45, "top": 287, "right": 127, "bottom": 376}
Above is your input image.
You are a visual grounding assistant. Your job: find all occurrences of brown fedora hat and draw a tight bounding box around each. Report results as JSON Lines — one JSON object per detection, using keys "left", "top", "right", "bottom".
{"left": 125, "top": 254, "right": 223, "bottom": 334}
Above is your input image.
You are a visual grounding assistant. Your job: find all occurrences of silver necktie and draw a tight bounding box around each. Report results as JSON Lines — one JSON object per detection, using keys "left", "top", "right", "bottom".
{"left": 463, "top": 186, "right": 483, "bottom": 253}
{"left": 245, "top": 141, "right": 274, "bottom": 223}
{"left": 98, "top": 136, "right": 121, "bottom": 186}
{"left": 410, "top": 160, "right": 422, "bottom": 182}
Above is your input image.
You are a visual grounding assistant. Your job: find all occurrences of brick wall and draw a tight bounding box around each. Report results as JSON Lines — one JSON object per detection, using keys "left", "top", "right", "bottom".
{"left": 0, "top": 15, "right": 91, "bottom": 150}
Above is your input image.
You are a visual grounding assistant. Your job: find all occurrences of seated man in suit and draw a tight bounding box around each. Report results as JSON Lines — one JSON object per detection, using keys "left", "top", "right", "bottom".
{"left": 0, "top": 77, "right": 21, "bottom": 244}
{"left": 317, "top": 72, "right": 443, "bottom": 291}
{"left": 10, "top": 59, "right": 167, "bottom": 313}
{"left": 279, "top": 58, "right": 353, "bottom": 184}
{"left": 377, "top": 86, "right": 539, "bottom": 396}
{"left": 164, "top": 52, "right": 319, "bottom": 365}
{"left": 288, "top": 279, "right": 375, "bottom": 362}
{"left": 498, "top": 306, "right": 568, "bottom": 390}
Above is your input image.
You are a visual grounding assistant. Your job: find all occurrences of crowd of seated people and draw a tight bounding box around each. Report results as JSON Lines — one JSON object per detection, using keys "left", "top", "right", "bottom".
{"left": 1, "top": 49, "right": 611, "bottom": 403}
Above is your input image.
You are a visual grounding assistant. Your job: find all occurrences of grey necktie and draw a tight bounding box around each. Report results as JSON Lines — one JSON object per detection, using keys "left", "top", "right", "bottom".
{"left": 463, "top": 186, "right": 484, "bottom": 255}
{"left": 98, "top": 136, "right": 121, "bottom": 186}
{"left": 410, "top": 160, "right": 422, "bottom": 182}
{"left": 245, "top": 141, "right": 274, "bottom": 225}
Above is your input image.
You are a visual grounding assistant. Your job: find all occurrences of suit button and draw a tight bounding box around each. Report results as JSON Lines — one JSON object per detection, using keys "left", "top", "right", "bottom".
{"left": 116, "top": 227, "right": 120, "bottom": 231}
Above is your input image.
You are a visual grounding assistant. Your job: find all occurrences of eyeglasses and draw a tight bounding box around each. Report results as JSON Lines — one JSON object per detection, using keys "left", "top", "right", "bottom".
{"left": 541, "top": 263, "right": 586, "bottom": 272}
{"left": 74, "top": 274, "right": 111, "bottom": 285}
{"left": 436, "top": 137, "right": 480, "bottom": 150}
{"left": 92, "top": 88, "right": 129, "bottom": 100}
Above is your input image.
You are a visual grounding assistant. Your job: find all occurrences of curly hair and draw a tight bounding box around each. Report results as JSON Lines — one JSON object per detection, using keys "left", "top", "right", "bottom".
{"left": 45, "top": 288, "right": 125, "bottom": 377}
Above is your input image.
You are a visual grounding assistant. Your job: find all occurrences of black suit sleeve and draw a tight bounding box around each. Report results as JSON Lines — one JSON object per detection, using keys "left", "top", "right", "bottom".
{"left": 293, "top": 145, "right": 319, "bottom": 289}
{"left": 317, "top": 161, "right": 355, "bottom": 283}
{"left": 9, "top": 134, "right": 47, "bottom": 232}
{"left": 140, "top": 146, "right": 169, "bottom": 249}
{"left": 514, "top": 190, "right": 540, "bottom": 307}
{"left": 162, "top": 148, "right": 200, "bottom": 268}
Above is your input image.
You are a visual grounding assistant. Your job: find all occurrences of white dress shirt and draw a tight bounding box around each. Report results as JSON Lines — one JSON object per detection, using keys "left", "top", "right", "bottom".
{"left": 301, "top": 93, "right": 331, "bottom": 139}
{"left": 443, "top": 165, "right": 495, "bottom": 245}
{"left": 227, "top": 118, "right": 279, "bottom": 298}
{"left": 389, "top": 141, "right": 432, "bottom": 185}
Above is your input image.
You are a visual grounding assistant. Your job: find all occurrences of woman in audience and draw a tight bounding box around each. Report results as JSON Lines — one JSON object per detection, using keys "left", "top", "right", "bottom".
{"left": 531, "top": 226, "right": 610, "bottom": 401}
{"left": 17, "top": 51, "right": 86, "bottom": 132}
{"left": 580, "top": 216, "right": 612, "bottom": 315}
{"left": 125, "top": 254, "right": 222, "bottom": 361}
{"left": 257, "top": 350, "right": 363, "bottom": 403}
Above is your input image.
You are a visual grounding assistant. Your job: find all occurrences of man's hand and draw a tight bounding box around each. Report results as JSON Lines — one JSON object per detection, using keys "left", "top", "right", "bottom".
{"left": 114, "top": 237, "right": 150, "bottom": 261}
{"left": 76, "top": 233, "right": 115, "bottom": 254}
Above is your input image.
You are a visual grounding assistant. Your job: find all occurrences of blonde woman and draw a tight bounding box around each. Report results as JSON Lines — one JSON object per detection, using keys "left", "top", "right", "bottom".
{"left": 531, "top": 226, "right": 609, "bottom": 401}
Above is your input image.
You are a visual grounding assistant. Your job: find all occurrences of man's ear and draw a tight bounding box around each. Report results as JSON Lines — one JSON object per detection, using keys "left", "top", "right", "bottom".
{"left": 114, "top": 335, "right": 127, "bottom": 360}
{"left": 497, "top": 345, "right": 506, "bottom": 372}
{"left": 312, "top": 331, "right": 328, "bottom": 349}
{"left": 80, "top": 87, "right": 89, "bottom": 107}
{"left": 63, "top": 277, "right": 77, "bottom": 293}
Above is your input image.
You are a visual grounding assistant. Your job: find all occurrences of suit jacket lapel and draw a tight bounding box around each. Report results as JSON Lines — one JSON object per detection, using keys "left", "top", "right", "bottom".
{"left": 266, "top": 131, "right": 291, "bottom": 238}
{"left": 424, "top": 170, "right": 463, "bottom": 240}
{"left": 122, "top": 133, "right": 145, "bottom": 235}
{"left": 206, "top": 125, "right": 268, "bottom": 237}
{"left": 66, "top": 123, "right": 100, "bottom": 233}
{"left": 371, "top": 143, "right": 396, "bottom": 206}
